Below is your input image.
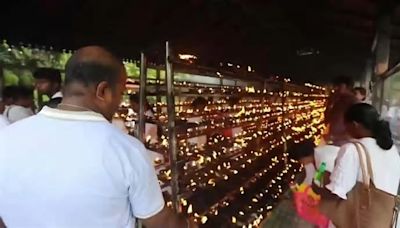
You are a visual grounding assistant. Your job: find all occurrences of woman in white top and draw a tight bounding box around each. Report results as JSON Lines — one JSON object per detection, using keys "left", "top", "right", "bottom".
{"left": 325, "top": 103, "right": 400, "bottom": 225}
{"left": 327, "top": 103, "right": 400, "bottom": 197}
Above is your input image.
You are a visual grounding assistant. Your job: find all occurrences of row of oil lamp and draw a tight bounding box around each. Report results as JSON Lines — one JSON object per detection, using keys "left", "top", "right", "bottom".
{"left": 156, "top": 112, "right": 325, "bottom": 227}
{"left": 117, "top": 86, "right": 327, "bottom": 227}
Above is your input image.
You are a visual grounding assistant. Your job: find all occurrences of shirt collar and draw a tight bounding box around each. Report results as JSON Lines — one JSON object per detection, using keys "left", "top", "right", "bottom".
{"left": 51, "top": 91, "right": 63, "bottom": 99}
{"left": 39, "top": 106, "right": 108, "bottom": 122}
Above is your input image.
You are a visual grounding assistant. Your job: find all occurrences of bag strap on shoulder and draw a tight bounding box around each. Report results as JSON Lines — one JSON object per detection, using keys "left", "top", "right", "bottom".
{"left": 350, "top": 141, "right": 374, "bottom": 188}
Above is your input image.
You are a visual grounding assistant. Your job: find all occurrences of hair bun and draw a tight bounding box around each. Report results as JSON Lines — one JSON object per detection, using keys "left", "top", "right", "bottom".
{"left": 374, "top": 119, "right": 393, "bottom": 150}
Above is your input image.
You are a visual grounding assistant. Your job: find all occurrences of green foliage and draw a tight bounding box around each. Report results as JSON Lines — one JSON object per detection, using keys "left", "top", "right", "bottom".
{"left": 3, "top": 69, "right": 19, "bottom": 86}
{"left": 0, "top": 41, "right": 164, "bottom": 87}
{"left": 124, "top": 61, "right": 140, "bottom": 78}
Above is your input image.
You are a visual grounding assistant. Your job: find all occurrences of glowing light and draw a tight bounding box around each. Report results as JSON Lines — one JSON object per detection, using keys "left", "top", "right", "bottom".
{"left": 178, "top": 54, "right": 197, "bottom": 60}
{"left": 232, "top": 216, "right": 237, "bottom": 224}
{"left": 201, "top": 216, "right": 208, "bottom": 224}
{"left": 187, "top": 204, "right": 193, "bottom": 214}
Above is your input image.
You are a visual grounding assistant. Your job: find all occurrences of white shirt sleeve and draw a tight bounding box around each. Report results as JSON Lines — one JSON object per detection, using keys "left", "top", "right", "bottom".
{"left": 326, "top": 144, "right": 359, "bottom": 199}
{"left": 7, "top": 106, "right": 34, "bottom": 123}
{"left": 128, "top": 141, "right": 165, "bottom": 219}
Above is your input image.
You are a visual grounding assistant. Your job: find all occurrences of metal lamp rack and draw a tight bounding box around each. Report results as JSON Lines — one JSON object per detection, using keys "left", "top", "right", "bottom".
{"left": 134, "top": 42, "right": 327, "bottom": 227}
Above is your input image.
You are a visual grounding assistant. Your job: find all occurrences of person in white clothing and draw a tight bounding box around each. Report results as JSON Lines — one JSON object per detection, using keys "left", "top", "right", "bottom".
{"left": 0, "top": 46, "right": 196, "bottom": 228}
{"left": 289, "top": 139, "right": 317, "bottom": 185}
{"left": 3, "top": 86, "right": 34, "bottom": 123}
{"left": 323, "top": 103, "right": 400, "bottom": 227}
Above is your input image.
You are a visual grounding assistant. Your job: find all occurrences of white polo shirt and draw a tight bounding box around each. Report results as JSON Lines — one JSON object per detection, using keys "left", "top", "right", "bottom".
{"left": 0, "top": 107, "right": 164, "bottom": 228}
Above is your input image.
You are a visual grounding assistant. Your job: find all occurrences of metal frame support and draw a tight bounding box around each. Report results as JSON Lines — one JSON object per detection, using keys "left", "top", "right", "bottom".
{"left": 372, "top": 13, "right": 391, "bottom": 112}
{"left": 138, "top": 52, "right": 147, "bottom": 142}
{"left": 156, "top": 68, "right": 161, "bottom": 114}
{"left": 165, "top": 41, "right": 180, "bottom": 212}
{"left": 281, "top": 81, "right": 288, "bottom": 164}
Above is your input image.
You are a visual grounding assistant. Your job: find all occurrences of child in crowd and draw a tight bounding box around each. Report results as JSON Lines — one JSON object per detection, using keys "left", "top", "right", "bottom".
{"left": 289, "top": 140, "right": 317, "bottom": 185}
{"left": 263, "top": 140, "right": 316, "bottom": 228}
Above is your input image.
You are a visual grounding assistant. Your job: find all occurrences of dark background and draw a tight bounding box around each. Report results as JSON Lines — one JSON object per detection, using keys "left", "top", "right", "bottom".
{"left": 0, "top": 0, "right": 399, "bottom": 83}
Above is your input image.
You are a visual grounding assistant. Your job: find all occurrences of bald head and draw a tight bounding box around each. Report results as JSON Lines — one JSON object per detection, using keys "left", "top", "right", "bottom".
{"left": 61, "top": 46, "right": 127, "bottom": 121}
{"left": 64, "top": 46, "right": 125, "bottom": 96}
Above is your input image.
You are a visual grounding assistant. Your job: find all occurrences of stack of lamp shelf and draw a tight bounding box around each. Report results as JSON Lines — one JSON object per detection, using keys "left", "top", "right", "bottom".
{"left": 116, "top": 55, "right": 327, "bottom": 227}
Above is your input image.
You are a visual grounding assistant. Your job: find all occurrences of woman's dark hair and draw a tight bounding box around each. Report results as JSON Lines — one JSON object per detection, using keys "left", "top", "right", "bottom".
{"left": 345, "top": 103, "right": 393, "bottom": 150}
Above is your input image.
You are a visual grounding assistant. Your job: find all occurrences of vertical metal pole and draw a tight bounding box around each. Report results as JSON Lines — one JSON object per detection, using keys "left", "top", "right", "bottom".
{"left": 363, "top": 57, "right": 374, "bottom": 99}
{"left": 165, "top": 41, "right": 179, "bottom": 212}
{"left": 138, "top": 52, "right": 147, "bottom": 142}
{"left": 281, "top": 81, "right": 288, "bottom": 163}
{"left": 135, "top": 53, "right": 147, "bottom": 228}
{"left": 373, "top": 13, "right": 391, "bottom": 112}
{"left": 156, "top": 68, "right": 161, "bottom": 114}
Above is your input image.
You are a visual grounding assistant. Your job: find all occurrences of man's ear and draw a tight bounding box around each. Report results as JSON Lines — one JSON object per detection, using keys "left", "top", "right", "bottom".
{"left": 95, "top": 81, "right": 110, "bottom": 101}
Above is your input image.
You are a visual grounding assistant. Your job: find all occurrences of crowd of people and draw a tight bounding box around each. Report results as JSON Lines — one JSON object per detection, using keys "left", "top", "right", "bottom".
{"left": 0, "top": 47, "right": 399, "bottom": 228}
{"left": 266, "top": 76, "right": 400, "bottom": 228}
{"left": 0, "top": 68, "right": 63, "bottom": 128}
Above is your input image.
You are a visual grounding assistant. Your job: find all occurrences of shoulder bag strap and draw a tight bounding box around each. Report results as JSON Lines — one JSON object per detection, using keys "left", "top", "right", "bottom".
{"left": 354, "top": 141, "right": 375, "bottom": 183}
{"left": 351, "top": 141, "right": 371, "bottom": 188}
{"left": 353, "top": 141, "right": 376, "bottom": 209}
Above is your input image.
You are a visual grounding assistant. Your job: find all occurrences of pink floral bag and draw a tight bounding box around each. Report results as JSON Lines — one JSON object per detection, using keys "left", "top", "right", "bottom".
{"left": 293, "top": 185, "right": 329, "bottom": 228}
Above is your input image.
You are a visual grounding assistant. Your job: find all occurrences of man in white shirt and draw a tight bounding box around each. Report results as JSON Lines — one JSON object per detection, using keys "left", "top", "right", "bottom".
{"left": 0, "top": 46, "right": 195, "bottom": 228}
{"left": 34, "top": 68, "right": 63, "bottom": 109}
